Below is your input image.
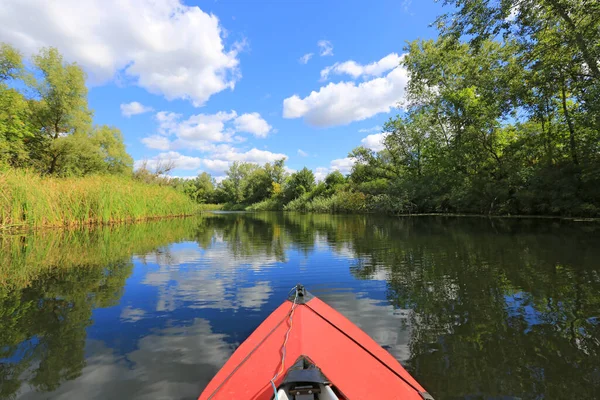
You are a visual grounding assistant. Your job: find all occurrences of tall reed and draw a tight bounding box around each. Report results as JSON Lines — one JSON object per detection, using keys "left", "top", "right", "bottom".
{"left": 0, "top": 169, "right": 198, "bottom": 228}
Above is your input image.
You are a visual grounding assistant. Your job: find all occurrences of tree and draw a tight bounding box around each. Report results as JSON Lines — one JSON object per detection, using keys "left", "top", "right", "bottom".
{"left": 42, "top": 126, "right": 132, "bottom": 176}
{"left": 284, "top": 167, "right": 315, "bottom": 201}
{"left": 265, "top": 158, "right": 287, "bottom": 185}
{"left": 0, "top": 44, "right": 32, "bottom": 167}
{"left": 180, "top": 172, "right": 216, "bottom": 204}
{"left": 28, "top": 47, "right": 92, "bottom": 174}
{"left": 244, "top": 167, "right": 273, "bottom": 204}
{"left": 0, "top": 43, "right": 23, "bottom": 81}
{"left": 437, "top": 0, "right": 600, "bottom": 163}
{"left": 219, "top": 162, "right": 258, "bottom": 204}
{"left": 325, "top": 170, "right": 346, "bottom": 189}
{"left": 90, "top": 125, "right": 133, "bottom": 174}
{"left": 344, "top": 31, "right": 599, "bottom": 216}
{"left": 1, "top": 44, "right": 134, "bottom": 177}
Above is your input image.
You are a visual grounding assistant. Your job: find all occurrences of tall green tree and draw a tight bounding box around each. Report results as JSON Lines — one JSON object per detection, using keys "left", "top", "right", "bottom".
{"left": 90, "top": 125, "right": 133, "bottom": 174}
{"left": 0, "top": 44, "right": 32, "bottom": 167}
{"left": 265, "top": 159, "right": 287, "bottom": 185}
{"left": 45, "top": 125, "right": 133, "bottom": 176}
{"left": 176, "top": 172, "right": 216, "bottom": 204}
{"left": 324, "top": 170, "right": 346, "bottom": 189}
{"left": 219, "top": 162, "right": 258, "bottom": 204}
{"left": 284, "top": 167, "right": 316, "bottom": 201}
{"left": 437, "top": 0, "right": 600, "bottom": 163}
{"left": 28, "top": 47, "right": 92, "bottom": 174}
{"left": 0, "top": 43, "right": 22, "bottom": 81}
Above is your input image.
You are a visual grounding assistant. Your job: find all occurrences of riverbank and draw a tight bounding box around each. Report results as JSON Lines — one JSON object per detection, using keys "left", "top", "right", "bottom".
{"left": 219, "top": 197, "right": 600, "bottom": 221}
{"left": 0, "top": 169, "right": 198, "bottom": 230}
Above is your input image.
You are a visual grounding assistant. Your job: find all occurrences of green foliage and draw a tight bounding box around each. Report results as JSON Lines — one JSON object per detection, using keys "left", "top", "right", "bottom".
{"left": 181, "top": 158, "right": 290, "bottom": 209}
{"left": 0, "top": 43, "right": 196, "bottom": 230}
{"left": 90, "top": 125, "right": 133, "bottom": 174}
{"left": 0, "top": 43, "right": 134, "bottom": 177}
{"left": 244, "top": 166, "right": 273, "bottom": 204}
{"left": 283, "top": 194, "right": 311, "bottom": 212}
{"left": 0, "top": 169, "right": 197, "bottom": 228}
{"left": 325, "top": 170, "right": 346, "bottom": 189}
{"left": 218, "top": 161, "right": 258, "bottom": 204}
{"left": 221, "top": 202, "right": 248, "bottom": 211}
{"left": 196, "top": 203, "right": 223, "bottom": 212}
{"left": 0, "top": 44, "right": 31, "bottom": 168}
{"left": 0, "top": 43, "right": 23, "bottom": 81}
{"left": 170, "top": 172, "right": 216, "bottom": 204}
{"left": 343, "top": 10, "right": 600, "bottom": 217}
{"left": 0, "top": 87, "right": 32, "bottom": 168}
{"left": 283, "top": 191, "right": 367, "bottom": 214}
{"left": 246, "top": 197, "right": 284, "bottom": 211}
{"left": 28, "top": 47, "right": 93, "bottom": 174}
{"left": 284, "top": 167, "right": 316, "bottom": 201}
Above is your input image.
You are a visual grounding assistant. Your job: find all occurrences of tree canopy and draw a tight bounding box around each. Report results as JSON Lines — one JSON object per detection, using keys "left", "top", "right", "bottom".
{"left": 0, "top": 43, "right": 132, "bottom": 176}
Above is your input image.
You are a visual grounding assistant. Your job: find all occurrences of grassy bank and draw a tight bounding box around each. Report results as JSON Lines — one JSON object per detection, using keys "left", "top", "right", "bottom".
{"left": 197, "top": 203, "right": 224, "bottom": 212}
{"left": 224, "top": 192, "right": 401, "bottom": 214}
{"left": 0, "top": 169, "right": 198, "bottom": 229}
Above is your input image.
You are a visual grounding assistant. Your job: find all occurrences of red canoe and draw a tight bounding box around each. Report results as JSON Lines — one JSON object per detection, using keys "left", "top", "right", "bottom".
{"left": 199, "top": 285, "right": 434, "bottom": 400}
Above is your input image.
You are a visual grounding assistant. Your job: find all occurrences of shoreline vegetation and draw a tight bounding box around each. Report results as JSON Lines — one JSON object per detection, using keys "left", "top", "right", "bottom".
{"left": 0, "top": 169, "right": 198, "bottom": 230}
{"left": 0, "top": 44, "right": 199, "bottom": 230}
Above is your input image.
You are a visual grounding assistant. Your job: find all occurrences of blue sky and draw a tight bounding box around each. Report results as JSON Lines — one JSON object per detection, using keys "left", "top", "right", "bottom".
{"left": 0, "top": 0, "right": 445, "bottom": 179}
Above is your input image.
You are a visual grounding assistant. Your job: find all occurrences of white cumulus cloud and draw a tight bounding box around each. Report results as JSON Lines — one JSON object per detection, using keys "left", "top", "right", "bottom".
{"left": 146, "top": 110, "right": 272, "bottom": 150}
{"left": 202, "top": 159, "right": 231, "bottom": 173}
{"left": 136, "top": 145, "right": 288, "bottom": 176}
{"left": 214, "top": 147, "right": 286, "bottom": 165}
{"left": 199, "top": 146, "right": 288, "bottom": 175}
{"left": 142, "top": 135, "right": 172, "bottom": 151}
{"left": 330, "top": 157, "right": 355, "bottom": 175}
{"left": 361, "top": 132, "right": 388, "bottom": 152}
{"left": 161, "top": 111, "right": 237, "bottom": 143}
{"left": 314, "top": 167, "right": 330, "bottom": 182}
{"left": 299, "top": 53, "right": 314, "bottom": 64}
{"left": 320, "top": 53, "right": 403, "bottom": 81}
{"left": 317, "top": 40, "right": 334, "bottom": 56}
{"left": 359, "top": 125, "right": 382, "bottom": 133}
{"left": 137, "top": 109, "right": 283, "bottom": 175}
{"left": 0, "top": 0, "right": 242, "bottom": 106}
{"left": 233, "top": 113, "right": 272, "bottom": 138}
{"left": 282, "top": 63, "right": 408, "bottom": 127}
{"left": 120, "top": 101, "right": 153, "bottom": 117}
{"left": 135, "top": 151, "right": 203, "bottom": 171}
{"left": 314, "top": 157, "right": 356, "bottom": 181}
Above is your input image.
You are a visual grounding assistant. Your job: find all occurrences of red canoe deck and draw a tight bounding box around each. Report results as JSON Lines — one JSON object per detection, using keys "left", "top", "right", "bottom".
{"left": 199, "top": 295, "right": 429, "bottom": 400}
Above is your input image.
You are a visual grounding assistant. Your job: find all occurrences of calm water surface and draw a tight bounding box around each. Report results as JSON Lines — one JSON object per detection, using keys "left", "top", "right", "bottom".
{"left": 1, "top": 213, "right": 599, "bottom": 399}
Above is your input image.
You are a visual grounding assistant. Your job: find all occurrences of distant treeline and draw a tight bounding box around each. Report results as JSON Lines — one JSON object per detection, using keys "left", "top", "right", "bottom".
{"left": 174, "top": 0, "right": 600, "bottom": 216}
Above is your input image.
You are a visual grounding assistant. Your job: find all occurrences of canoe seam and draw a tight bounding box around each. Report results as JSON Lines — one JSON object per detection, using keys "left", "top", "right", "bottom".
{"left": 205, "top": 309, "right": 293, "bottom": 400}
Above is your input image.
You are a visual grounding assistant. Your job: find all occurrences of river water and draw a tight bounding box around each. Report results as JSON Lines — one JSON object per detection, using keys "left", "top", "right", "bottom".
{"left": 1, "top": 213, "right": 599, "bottom": 399}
